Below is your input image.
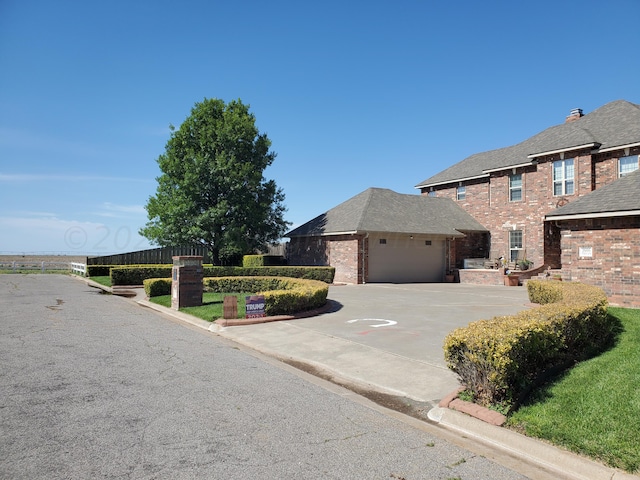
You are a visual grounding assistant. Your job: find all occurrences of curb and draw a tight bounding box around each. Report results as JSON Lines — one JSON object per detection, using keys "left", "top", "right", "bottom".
{"left": 438, "top": 388, "right": 506, "bottom": 426}
{"left": 427, "top": 406, "right": 639, "bottom": 480}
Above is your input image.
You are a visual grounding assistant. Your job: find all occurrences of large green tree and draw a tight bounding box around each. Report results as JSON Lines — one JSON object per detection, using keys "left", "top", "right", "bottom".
{"left": 140, "top": 98, "right": 289, "bottom": 265}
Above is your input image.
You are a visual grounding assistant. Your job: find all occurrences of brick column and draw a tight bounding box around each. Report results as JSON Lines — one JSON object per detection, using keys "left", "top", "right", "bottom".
{"left": 171, "top": 256, "right": 203, "bottom": 310}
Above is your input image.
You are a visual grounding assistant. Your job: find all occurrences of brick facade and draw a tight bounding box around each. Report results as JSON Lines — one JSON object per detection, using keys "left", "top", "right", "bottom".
{"left": 420, "top": 145, "right": 639, "bottom": 306}
{"left": 421, "top": 148, "right": 635, "bottom": 271}
{"left": 288, "top": 234, "right": 366, "bottom": 284}
{"left": 556, "top": 216, "right": 640, "bottom": 308}
{"left": 452, "top": 232, "right": 489, "bottom": 269}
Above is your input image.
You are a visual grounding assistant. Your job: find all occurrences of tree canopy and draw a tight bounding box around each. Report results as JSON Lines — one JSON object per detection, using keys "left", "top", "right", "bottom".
{"left": 140, "top": 98, "right": 289, "bottom": 265}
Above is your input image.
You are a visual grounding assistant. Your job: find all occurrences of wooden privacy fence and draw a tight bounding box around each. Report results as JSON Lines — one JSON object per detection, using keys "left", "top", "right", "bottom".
{"left": 87, "top": 244, "right": 289, "bottom": 266}
{"left": 87, "top": 246, "right": 212, "bottom": 265}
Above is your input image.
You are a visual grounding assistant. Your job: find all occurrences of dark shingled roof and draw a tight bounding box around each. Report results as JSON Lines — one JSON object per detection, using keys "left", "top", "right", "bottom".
{"left": 546, "top": 169, "right": 640, "bottom": 218}
{"left": 416, "top": 100, "right": 640, "bottom": 188}
{"left": 285, "top": 188, "right": 488, "bottom": 237}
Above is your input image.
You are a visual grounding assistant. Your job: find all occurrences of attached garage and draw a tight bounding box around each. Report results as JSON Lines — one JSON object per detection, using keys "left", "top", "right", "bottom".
{"left": 368, "top": 233, "right": 445, "bottom": 283}
{"left": 286, "top": 188, "right": 487, "bottom": 284}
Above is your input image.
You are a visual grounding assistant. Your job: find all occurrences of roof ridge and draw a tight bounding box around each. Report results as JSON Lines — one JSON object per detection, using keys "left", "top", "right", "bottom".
{"left": 355, "top": 188, "right": 377, "bottom": 231}
{"left": 416, "top": 99, "right": 639, "bottom": 188}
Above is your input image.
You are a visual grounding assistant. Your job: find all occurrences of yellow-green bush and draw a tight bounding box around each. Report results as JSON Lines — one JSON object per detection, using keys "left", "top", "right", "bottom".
{"left": 110, "top": 264, "right": 335, "bottom": 285}
{"left": 242, "top": 255, "right": 286, "bottom": 267}
{"left": 144, "top": 276, "right": 328, "bottom": 317}
{"left": 444, "top": 280, "right": 611, "bottom": 409}
{"left": 143, "top": 278, "right": 172, "bottom": 297}
{"left": 204, "top": 276, "right": 328, "bottom": 316}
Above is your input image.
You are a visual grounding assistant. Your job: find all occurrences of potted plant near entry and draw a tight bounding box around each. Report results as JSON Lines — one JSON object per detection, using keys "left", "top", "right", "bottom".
{"left": 445, "top": 270, "right": 455, "bottom": 283}
{"left": 504, "top": 269, "right": 519, "bottom": 286}
{"left": 518, "top": 258, "right": 533, "bottom": 271}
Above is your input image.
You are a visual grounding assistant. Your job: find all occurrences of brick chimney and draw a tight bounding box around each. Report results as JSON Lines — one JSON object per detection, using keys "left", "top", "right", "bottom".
{"left": 565, "top": 108, "right": 584, "bottom": 123}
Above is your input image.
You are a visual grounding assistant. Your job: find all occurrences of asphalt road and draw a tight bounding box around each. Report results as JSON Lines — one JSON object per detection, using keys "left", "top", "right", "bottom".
{"left": 0, "top": 274, "right": 530, "bottom": 479}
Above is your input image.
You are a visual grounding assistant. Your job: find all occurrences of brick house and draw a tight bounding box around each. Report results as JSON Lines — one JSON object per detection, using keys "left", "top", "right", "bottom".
{"left": 415, "top": 99, "right": 640, "bottom": 307}
{"left": 545, "top": 170, "right": 640, "bottom": 308}
{"left": 286, "top": 188, "right": 487, "bottom": 284}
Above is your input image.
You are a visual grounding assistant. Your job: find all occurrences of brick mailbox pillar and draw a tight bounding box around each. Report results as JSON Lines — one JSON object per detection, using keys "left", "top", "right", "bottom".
{"left": 171, "top": 256, "right": 203, "bottom": 310}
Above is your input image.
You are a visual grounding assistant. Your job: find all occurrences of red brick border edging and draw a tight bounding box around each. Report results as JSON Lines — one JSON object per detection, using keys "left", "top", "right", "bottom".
{"left": 438, "top": 387, "right": 506, "bottom": 426}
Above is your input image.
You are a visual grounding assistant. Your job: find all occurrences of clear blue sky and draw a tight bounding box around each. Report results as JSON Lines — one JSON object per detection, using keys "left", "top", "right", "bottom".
{"left": 1, "top": 0, "right": 638, "bottom": 255}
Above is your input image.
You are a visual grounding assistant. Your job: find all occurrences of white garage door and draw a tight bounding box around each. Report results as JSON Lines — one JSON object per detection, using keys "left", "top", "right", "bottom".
{"left": 368, "top": 233, "right": 445, "bottom": 283}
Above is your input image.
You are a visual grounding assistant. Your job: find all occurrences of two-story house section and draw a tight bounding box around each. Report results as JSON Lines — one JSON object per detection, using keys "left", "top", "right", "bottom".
{"left": 415, "top": 100, "right": 640, "bottom": 275}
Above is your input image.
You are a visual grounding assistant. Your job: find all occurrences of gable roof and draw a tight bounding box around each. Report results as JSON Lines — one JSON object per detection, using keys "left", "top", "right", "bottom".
{"left": 416, "top": 100, "right": 640, "bottom": 189}
{"left": 545, "top": 169, "right": 640, "bottom": 220}
{"left": 285, "top": 187, "right": 488, "bottom": 238}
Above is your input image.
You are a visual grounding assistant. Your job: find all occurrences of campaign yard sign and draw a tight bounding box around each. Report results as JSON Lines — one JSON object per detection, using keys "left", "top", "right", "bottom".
{"left": 245, "top": 295, "right": 266, "bottom": 319}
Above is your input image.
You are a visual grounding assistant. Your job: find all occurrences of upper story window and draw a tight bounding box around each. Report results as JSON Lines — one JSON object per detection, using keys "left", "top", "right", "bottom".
{"left": 456, "top": 185, "right": 466, "bottom": 201}
{"left": 553, "top": 158, "right": 574, "bottom": 196}
{"left": 619, "top": 155, "right": 639, "bottom": 177}
{"left": 427, "top": 190, "right": 436, "bottom": 197}
{"left": 509, "top": 173, "right": 522, "bottom": 202}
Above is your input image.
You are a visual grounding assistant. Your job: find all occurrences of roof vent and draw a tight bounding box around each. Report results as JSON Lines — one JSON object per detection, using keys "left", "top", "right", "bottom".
{"left": 565, "top": 108, "right": 584, "bottom": 123}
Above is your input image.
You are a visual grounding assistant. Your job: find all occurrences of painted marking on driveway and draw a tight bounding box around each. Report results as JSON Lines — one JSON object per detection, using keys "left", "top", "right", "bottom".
{"left": 347, "top": 318, "right": 397, "bottom": 328}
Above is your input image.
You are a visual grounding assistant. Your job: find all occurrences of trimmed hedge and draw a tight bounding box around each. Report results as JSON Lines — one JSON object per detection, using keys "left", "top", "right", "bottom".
{"left": 205, "top": 276, "right": 328, "bottom": 316}
{"left": 87, "top": 265, "right": 114, "bottom": 277}
{"left": 242, "top": 255, "right": 287, "bottom": 267}
{"left": 111, "top": 264, "right": 335, "bottom": 285}
{"left": 443, "top": 280, "right": 613, "bottom": 410}
{"left": 143, "top": 278, "right": 172, "bottom": 298}
{"left": 144, "top": 276, "right": 328, "bottom": 317}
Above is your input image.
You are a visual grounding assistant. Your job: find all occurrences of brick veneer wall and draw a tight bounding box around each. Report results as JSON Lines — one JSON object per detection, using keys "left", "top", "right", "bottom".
{"left": 453, "top": 232, "right": 489, "bottom": 269}
{"left": 328, "top": 235, "right": 365, "bottom": 284}
{"left": 287, "top": 236, "right": 329, "bottom": 267}
{"left": 420, "top": 147, "right": 628, "bottom": 270}
{"left": 458, "top": 268, "right": 504, "bottom": 286}
{"left": 557, "top": 216, "right": 640, "bottom": 308}
{"left": 287, "top": 234, "right": 365, "bottom": 284}
{"left": 593, "top": 146, "right": 640, "bottom": 190}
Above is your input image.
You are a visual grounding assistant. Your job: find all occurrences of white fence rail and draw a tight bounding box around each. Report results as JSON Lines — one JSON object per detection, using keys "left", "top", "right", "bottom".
{"left": 0, "top": 261, "right": 87, "bottom": 276}
{"left": 70, "top": 262, "right": 87, "bottom": 276}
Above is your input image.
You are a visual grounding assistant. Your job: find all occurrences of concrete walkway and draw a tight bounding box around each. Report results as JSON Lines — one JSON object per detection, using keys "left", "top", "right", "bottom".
{"left": 102, "top": 280, "right": 638, "bottom": 480}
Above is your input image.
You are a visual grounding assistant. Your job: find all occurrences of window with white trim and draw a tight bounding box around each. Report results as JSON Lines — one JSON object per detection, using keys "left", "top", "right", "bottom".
{"left": 509, "top": 230, "right": 523, "bottom": 262}
{"left": 427, "top": 190, "right": 436, "bottom": 197}
{"left": 619, "top": 155, "right": 639, "bottom": 177}
{"left": 553, "top": 158, "right": 574, "bottom": 196}
{"left": 456, "top": 185, "right": 466, "bottom": 201}
{"left": 509, "top": 173, "right": 522, "bottom": 202}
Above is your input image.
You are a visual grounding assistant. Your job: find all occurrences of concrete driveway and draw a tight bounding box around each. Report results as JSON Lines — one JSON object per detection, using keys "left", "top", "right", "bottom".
{"left": 214, "top": 283, "right": 532, "bottom": 404}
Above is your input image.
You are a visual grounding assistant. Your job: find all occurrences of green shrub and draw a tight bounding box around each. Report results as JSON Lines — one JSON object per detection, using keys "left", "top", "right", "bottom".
{"left": 527, "top": 280, "right": 564, "bottom": 304}
{"left": 144, "top": 278, "right": 172, "bottom": 297}
{"left": 87, "top": 265, "right": 113, "bottom": 277}
{"left": 144, "top": 275, "right": 328, "bottom": 317}
{"left": 110, "top": 264, "right": 335, "bottom": 285}
{"left": 242, "top": 255, "right": 286, "bottom": 267}
{"left": 443, "top": 280, "right": 612, "bottom": 410}
{"left": 204, "top": 276, "right": 328, "bottom": 316}
{"left": 111, "top": 265, "right": 173, "bottom": 285}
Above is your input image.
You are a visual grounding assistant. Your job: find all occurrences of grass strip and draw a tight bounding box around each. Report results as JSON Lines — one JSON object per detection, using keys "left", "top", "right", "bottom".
{"left": 149, "top": 292, "right": 253, "bottom": 321}
{"left": 89, "top": 276, "right": 111, "bottom": 287}
{"left": 507, "top": 307, "right": 640, "bottom": 473}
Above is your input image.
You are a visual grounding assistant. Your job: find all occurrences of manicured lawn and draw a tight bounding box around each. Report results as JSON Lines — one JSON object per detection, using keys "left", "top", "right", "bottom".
{"left": 507, "top": 307, "right": 640, "bottom": 473}
{"left": 149, "top": 292, "right": 254, "bottom": 320}
{"left": 89, "top": 276, "right": 111, "bottom": 287}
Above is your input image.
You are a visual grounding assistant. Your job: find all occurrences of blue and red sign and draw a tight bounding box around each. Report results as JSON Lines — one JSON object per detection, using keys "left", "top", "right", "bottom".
{"left": 245, "top": 295, "right": 266, "bottom": 319}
